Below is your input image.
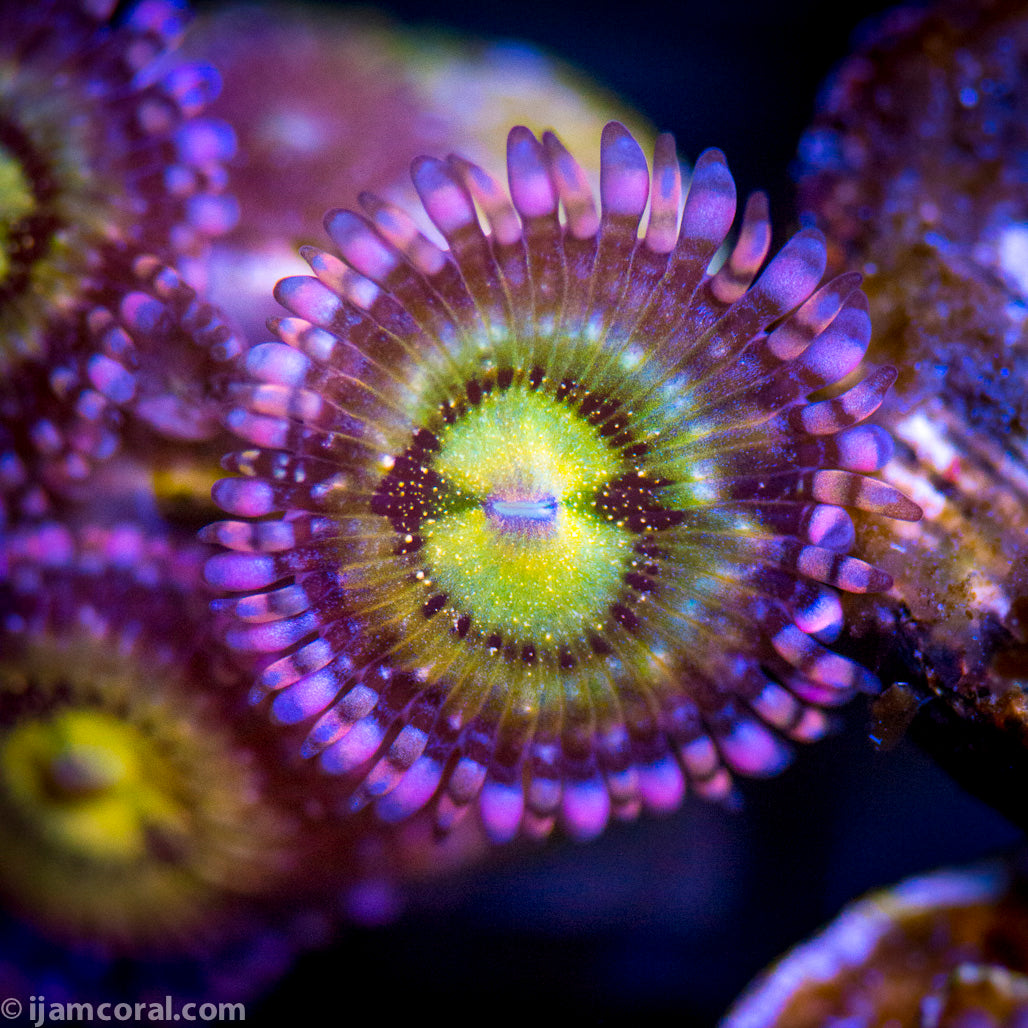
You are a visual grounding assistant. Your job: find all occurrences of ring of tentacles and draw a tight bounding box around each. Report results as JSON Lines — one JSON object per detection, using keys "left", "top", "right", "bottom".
{"left": 0, "top": 0, "right": 236, "bottom": 371}
{"left": 207, "top": 122, "right": 921, "bottom": 843}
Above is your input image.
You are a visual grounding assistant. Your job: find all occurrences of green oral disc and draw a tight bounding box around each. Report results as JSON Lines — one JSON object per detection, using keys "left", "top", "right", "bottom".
{"left": 426, "top": 386, "right": 632, "bottom": 638}
{"left": 1, "top": 708, "right": 186, "bottom": 865}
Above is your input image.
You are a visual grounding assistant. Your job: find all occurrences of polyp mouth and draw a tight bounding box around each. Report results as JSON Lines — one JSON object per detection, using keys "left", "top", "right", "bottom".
{"left": 484, "top": 493, "right": 560, "bottom": 526}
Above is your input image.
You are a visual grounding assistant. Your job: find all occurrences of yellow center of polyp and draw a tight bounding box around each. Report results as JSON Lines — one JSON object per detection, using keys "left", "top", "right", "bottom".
{"left": 426, "top": 386, "right": 633, "bottom": 638}
{"left": 0, "top": 708, "right": 187, "bottom": 864}
{"left": 0, "top": 141, "right": 36, "bottom": 285}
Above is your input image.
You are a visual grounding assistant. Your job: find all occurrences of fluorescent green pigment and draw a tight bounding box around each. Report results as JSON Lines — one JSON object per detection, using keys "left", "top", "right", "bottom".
{"left": 1, "top": 708, "right": 187, "bottom": 864}
{"left": 0, "top": 142, "right": 35, "bottom": 284}
{"left": 427, "top": 386, "right": 631, "bottom": 637}
{"left": 436, "top": 386, "right": 619, "bottom": 500}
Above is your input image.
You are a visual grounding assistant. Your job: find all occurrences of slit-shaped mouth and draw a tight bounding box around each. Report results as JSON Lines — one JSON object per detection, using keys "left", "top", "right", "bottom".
{"left": 485, "top": 494, "right": 560, "bottom": 524}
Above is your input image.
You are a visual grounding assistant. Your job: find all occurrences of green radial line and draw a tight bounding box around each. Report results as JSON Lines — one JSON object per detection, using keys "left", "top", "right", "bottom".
{"left": 0, "top": 142, "right": 37, "bottom": 283}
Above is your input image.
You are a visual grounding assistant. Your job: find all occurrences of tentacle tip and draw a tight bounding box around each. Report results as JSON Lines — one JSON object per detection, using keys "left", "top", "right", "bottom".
{"left": 695, "top": 146, "right": 728, "bottom": 167}
{"left": 892, "top": 496, "right": 925, "bottom": 522}
{"left": 858, "top": 669, "right": 884, "bottom": 696}
{"left": 744, "top": 190, "right": 770, "bottom": 218}
{"left": 505, "top": 124, "right": 537, "bottom": 149}
{"left": 600, "top": 120, "right": 635, "bottom": 148}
